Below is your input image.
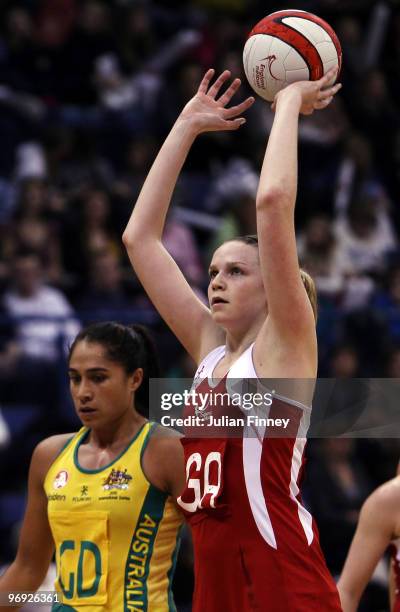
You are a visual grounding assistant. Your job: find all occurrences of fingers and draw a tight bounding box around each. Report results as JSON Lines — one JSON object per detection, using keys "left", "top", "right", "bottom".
{"left": 203, "top": 117, "right": 247, "bottom": 133}
{"left": 199, "top": 69, "right": 255, "bottom": 112}
{"left": 315, "top": 82, "right": 340, "bottom": 109}
{"left": 315, "top": 96, "right": 333, "bottom": 110}
{"left": 318, "top": 82, "right": 342, "bottom": 102}
{"left": 223, "top": 117, "right": 247, "bottom": 131}
{"left": 196, "top": 68, "right": 254, "bottom": 128}
{"left": 217, "top": 77, "right": 241, "bottom": 106}
{"left": 223, "top": 96, "right": 255, "bottom": 118}
{"left": 319, "top": 66, "right": 338, "bottom": 88}
{"left": 198, "top": 69, "right": 215, "bottom": 94}
{"left": 207, "top": 70, "right": 232, "bottom": 98}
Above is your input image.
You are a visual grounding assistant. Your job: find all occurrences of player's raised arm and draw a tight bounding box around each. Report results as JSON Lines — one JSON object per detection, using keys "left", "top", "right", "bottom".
{"left": 122, "top": 70, "right": 254, "bottom": 363}
{"left": 254, "top": 69, "right": 341, "bottom": 373}
{"left": 337, "top": 481, "right": 398, "bottom": 612}
{"left": 0, "top": 436, "right": 71, "bottom": 611}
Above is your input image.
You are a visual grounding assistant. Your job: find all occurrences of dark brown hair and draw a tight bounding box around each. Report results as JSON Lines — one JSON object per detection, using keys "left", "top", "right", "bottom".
{"left": 69, "top": 322, "right": 160, "bottom": 416}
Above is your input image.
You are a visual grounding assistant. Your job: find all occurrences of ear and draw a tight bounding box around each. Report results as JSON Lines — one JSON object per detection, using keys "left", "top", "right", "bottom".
{"left": 130, "top": 368, "right": 144, "bottom": 393}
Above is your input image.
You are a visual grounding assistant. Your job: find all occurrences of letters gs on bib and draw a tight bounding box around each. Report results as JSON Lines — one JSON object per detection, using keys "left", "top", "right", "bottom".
{"left": 243, "top": 9, "right": 342, "bottom": 102}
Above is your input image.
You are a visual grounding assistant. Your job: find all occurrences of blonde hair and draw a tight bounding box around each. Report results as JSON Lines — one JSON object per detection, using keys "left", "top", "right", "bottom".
{"left": 228, "top": 236, "right": 318, "bottom": 323}
{"left": 300, "top": 269, "right": 318, "bottom": 322}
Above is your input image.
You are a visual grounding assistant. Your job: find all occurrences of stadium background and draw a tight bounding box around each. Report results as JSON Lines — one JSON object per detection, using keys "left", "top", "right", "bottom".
{"left": 0, "top": 0, "right": 399, "bottom": 610}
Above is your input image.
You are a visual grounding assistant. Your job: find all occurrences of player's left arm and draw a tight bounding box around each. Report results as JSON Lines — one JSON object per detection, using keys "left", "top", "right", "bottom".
{"left": 254, "top": 70, "right": 341, "bottom": 371}
{"left": 338, "top": 482, "right": 397, "bottom": 612}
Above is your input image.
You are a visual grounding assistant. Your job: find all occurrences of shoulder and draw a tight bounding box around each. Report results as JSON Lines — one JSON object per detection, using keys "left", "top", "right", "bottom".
{"left": 31, "top": 433, "right": 76, "bottom": 481}
{"left": 360, "top": 478, "right": 400, "bottom": 532}
{"left": 363, "top": 478, "right": 400, "bottom": 511}
{"left": 146, "top": 424, "right": 183, "bottom": 456}
{"left": 34, "top": 432, "right": 76, "bottom": 457}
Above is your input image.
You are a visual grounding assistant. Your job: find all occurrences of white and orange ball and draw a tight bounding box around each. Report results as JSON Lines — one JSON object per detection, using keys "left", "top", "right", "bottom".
{"left": 243, "top": 9, "right": 342, "bottom": 102}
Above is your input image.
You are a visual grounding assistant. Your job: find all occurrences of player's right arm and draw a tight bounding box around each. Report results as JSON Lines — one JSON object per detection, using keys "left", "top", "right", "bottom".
{"left": 338, "top": 481, "right": 398, "bottom": 612}
{"left": 0, "top": 434, "right": 72, "bottom": 611}
{"left": 253, "top": 70, "right": 341, "bottom": 378}
{"left": 122, "top": 69, "right": 253, "bottom": 363}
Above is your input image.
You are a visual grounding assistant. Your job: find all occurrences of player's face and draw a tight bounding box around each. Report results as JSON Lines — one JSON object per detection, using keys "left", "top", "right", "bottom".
{"left": 68, "top": 340, "right": 142, "bottom": 427}
{"left": 208, "top": 241, "right": 267, "bottom": 328}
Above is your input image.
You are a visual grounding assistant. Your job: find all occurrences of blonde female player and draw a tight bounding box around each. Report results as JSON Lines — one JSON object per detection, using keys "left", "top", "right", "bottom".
{"left": 123, "top": 68, "right": 342, "bottom": 611}
{"left": 0, "top": 322, "right": 184, "bottom": 611}
{"left": 338, "top": 475, "right": 400, "bottom": 611}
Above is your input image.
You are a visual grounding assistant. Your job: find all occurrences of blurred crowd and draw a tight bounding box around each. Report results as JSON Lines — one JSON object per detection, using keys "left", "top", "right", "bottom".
{"left": 0, "top": 0, "right": 400, "bottom": 610}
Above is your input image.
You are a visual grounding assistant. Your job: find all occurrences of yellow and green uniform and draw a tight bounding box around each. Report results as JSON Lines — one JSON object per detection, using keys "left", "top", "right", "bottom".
{"left": 44, "top": 422, "right": 183, "bottom": 611}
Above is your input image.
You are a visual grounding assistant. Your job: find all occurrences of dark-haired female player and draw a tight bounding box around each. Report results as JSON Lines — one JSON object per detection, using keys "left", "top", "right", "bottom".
{"left": 0, "top": 322, "right": 184, "bottom": 611}
{"left": 123, "top": 68, "right": 342, "bottom": 610}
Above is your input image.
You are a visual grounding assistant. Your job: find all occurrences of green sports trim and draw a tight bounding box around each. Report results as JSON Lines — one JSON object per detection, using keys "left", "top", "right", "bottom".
{"left": 73, "top": 422, "right": 148, "bottom": 474}
{"left": 167, "top": 525, "right": 183, "bottom": 612}
{"left": 124, "top": 485, "right": 168, "bottom": 612}
{"left": 57, "top": 435, "right": 76, "bottom": 458}
{"left": 140, "top": 421, "right": 157, "bottom": 464}
{"left": 44, "top": 433, "right": 78, "bottom": 486}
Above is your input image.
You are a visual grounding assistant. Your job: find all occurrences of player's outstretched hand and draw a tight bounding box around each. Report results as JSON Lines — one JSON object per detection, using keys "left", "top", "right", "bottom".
{"left": 271, "top": 67, "right": 342, "bottom": 115}
{"left": 179, "top": 69, "right": 255, "bottom": 134}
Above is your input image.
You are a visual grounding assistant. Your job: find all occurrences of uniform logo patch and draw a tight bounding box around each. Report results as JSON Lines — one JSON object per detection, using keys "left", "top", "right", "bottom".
{"left": 53, "top": 470, "right": 69, "bottom": 489}
{"left": 72, "top": 484, "right": 91, "bottom": 503}
{"left": 102, "top": 467, "right": 132, "bottom": 491}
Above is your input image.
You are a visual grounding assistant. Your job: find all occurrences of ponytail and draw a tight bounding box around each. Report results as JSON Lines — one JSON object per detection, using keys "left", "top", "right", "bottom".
{"left": 128, "top": 324, "right": 160, "bottom": 416}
